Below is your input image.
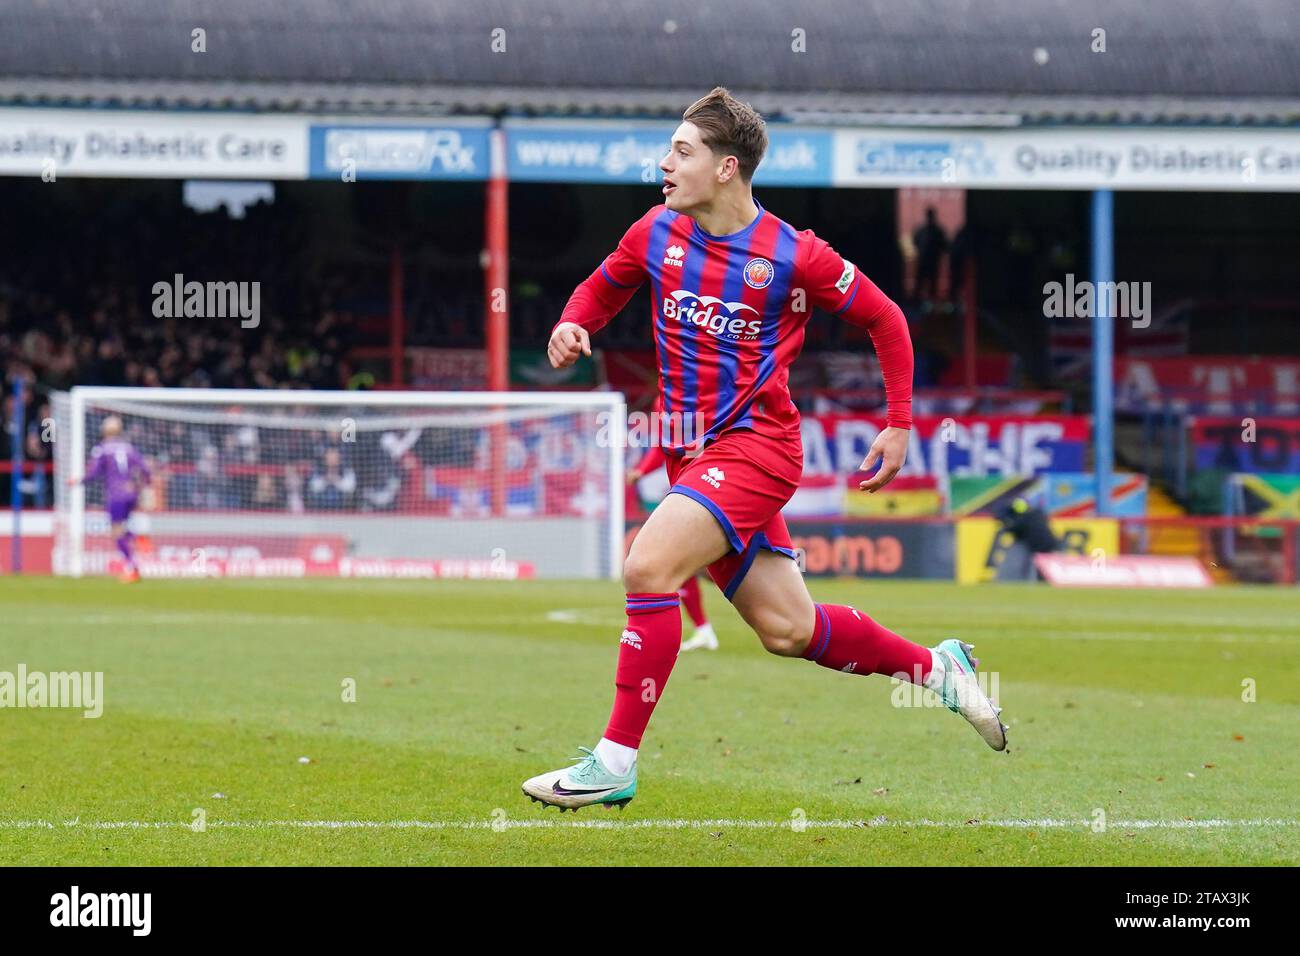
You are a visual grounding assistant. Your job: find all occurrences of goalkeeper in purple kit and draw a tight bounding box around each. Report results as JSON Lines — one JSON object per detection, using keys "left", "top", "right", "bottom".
{"left": 72, "top": 415, "right": 153, "bottom": 582}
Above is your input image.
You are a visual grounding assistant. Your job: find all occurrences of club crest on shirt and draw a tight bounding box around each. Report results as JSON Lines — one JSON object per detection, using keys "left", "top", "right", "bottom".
{"left": 743, "top": 257, "right": 774, "bottom": 289}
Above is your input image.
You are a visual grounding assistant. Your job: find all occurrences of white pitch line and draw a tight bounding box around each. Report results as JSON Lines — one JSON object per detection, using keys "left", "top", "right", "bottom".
{"left": 3, "top": 818, "right": 1298, "bottom": 831}
{"left": 543, "top": 611, "right": 1299, "bottom": 643}
{"left": 2, "top": 612, "right": 322, "bottom": 627}
{"left": 545, "top": 609, "right": 621, "bottom": 627}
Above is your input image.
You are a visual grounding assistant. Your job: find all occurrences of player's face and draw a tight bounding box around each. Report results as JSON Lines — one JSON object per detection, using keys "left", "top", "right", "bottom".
{"left": 660, "top": 122, "right": 725, "bottom": 213}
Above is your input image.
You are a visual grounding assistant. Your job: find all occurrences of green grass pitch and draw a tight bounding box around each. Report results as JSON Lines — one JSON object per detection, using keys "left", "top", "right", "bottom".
{"left": 1, "top": 576, "right": 1297, "bottom": 866}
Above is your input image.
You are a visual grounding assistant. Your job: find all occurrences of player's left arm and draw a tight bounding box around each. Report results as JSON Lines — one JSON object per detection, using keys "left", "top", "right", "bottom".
{"left": 801, "top": 236, "right": 913, "bottom": 492}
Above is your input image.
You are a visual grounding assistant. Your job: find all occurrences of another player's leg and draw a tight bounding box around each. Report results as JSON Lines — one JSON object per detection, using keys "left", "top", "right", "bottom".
{"left": 677, "top": 575, "right": 717, "bottom": 651}
{"left": 109, "top": 498, "right": 140, "bottom": 582}
{"left": 522, "top": 492, "right": 729, "bottom": 810}
{"left": 729, "top": 549, "right": 1007, "bottom": 750}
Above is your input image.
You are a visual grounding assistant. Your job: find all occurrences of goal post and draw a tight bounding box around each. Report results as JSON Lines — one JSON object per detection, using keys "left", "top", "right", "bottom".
{"left": 52, "top": 387, "right": 626, "bottom": 581}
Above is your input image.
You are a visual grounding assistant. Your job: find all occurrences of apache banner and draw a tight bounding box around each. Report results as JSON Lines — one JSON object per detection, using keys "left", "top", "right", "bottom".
{"left": 800, "top": 414, "right": 1090, "bottom": 481}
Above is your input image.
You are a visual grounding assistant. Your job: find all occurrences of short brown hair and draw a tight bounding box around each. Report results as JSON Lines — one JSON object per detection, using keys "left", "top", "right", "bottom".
{"left": 682, "top": 87, "right": 768, "bottom": 182}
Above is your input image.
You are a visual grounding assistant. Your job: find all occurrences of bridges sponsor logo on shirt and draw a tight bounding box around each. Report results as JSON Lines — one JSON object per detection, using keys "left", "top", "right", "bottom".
{"left": 663, "top": 290, "right": 762, "bottom": 340}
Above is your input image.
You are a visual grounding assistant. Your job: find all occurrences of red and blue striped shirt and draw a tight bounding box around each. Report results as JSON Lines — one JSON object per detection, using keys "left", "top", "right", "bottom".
{"left": 558, "top": 200, "right": 913, "bottom": 454}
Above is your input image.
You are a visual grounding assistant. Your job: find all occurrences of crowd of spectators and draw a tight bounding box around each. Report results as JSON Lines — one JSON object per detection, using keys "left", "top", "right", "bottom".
{"left": 0, "top": 180, "right": 373, "bottom": 506}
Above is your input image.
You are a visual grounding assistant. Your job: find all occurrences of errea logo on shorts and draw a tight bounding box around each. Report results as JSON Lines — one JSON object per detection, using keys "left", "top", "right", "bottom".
{"left": 663, "top": 244, "right": 685, "bottom": 267}
{"left": 620, "top": 629, "right": 642, "bottom": 649}
{"left": 701, "top": 467, "right": 725, "bottom": 488}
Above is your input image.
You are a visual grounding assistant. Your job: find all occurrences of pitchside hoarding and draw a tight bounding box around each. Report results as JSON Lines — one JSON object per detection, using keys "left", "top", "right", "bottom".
{"left": 504, "top": 119, "right": 834, "bottom": 186}
{"left": 0, "top": 108, "right": 307, "bottom": 179}
{"left": 834, "top": 127, "right": 1300, "bottom": 192}
{"left": 956, "top": 516, "right": 1119, "bottom": 585}
{"left": 787, "top": 520, "right": 954, "bottom": 579}
{"left": 1035, "top": 554, "right": 1212, "bottom": 588}
{"left": 307, "top": 121, "right": 493, "bottom": 180}
{"left": 623, "top": 518, "right": 955, "bottom": 580}
{"left": 7, "top": 109, "right": 1298, "bottom": 192}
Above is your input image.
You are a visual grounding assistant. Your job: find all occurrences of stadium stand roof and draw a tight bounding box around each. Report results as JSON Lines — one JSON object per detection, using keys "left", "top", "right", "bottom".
{"left": 1, "top": 0, "right": 1297, "bottom": 125}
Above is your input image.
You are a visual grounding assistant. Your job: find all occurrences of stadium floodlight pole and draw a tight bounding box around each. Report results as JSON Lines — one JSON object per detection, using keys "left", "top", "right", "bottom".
{"left": 9, "top": 377, "right": 22, "bottom": 574}
{"left": 485, "top": 125, "right": 510, "bottom": 517}
{"left": 485, "top": 126, "right": 510, "bottom": 392}
{"left": 1091, "top": 189, "right": 1115, "bottom": 517}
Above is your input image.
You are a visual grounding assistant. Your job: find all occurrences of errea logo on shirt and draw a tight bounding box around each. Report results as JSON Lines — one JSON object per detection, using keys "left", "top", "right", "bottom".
{"left": 701, "top": 467, "right": 725, "bottom": 488}
{"left": 663, "top": 244, "right": 685, "bottom": 267}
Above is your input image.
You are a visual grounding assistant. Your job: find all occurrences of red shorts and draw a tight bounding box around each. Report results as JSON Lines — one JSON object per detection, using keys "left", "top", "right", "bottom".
{"left": 665, "top": 428, "right": 803, "bottom": 600}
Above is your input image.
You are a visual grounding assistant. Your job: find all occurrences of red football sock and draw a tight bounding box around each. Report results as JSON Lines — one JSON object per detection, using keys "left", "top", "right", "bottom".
{"left": 603, "top": 592, "right": 683, "bottom": 748}
{"left": 677, "top": 576, "right": 708, "bottom": 628}
{"left": 802, "top": 603, "right": 932, "bottom": 683}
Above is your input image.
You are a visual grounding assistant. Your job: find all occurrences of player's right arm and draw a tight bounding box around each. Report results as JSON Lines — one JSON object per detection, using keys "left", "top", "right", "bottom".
{"left": 548, "top": 209, "right": 656, "bottom": 369}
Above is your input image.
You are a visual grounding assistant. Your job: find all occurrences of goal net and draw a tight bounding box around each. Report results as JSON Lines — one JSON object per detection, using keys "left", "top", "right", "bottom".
{"left": 51, "top": 388, "right": 625, "bottom": 580}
